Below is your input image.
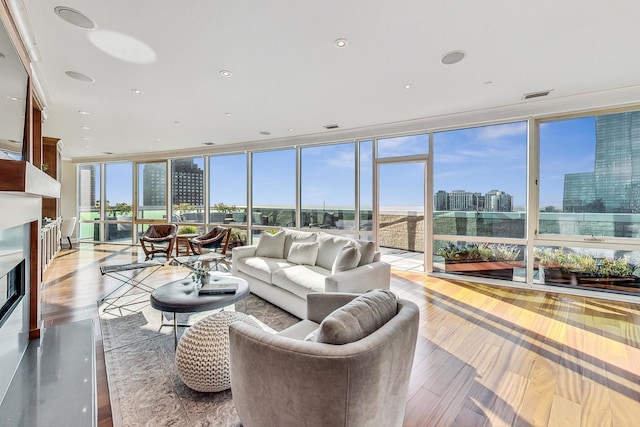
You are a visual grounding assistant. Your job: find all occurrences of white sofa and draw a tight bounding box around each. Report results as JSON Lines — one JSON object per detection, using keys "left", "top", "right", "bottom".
{"left": 231, "top": 228, "right": 391, "bottom": 318}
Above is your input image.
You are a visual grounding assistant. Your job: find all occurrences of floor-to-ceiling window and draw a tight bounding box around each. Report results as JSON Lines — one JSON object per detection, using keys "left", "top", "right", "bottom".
{"left": 300, "top": 142, "right": 355, "bottom": 233}
{"left": 432, "top": 121, "right": 528, "bottom": 281}
{"left": 210, "top": 153, "right": 248, "bottom": 246}
{"left": 359, "top": 140, "right": 374, "bottom": 239}
{"left": 536, "top": 111, "right": 640, "bottom": 295}
{"left": 171, "top": 157, "right": 205, "bottom": 232}
{"left": 136, "top": 161, "right": 167, "bottom": 237}
{"left": 251, "top": 149, "right": 296, "bottom": 243}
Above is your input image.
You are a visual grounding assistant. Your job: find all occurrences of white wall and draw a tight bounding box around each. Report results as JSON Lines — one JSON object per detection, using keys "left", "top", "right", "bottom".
{"left": 60, "top": 160, "right": 77, "bottom": 240}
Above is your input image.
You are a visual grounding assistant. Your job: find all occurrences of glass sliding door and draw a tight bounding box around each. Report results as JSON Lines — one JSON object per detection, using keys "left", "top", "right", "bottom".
{"left": 104, "top": 162, "right": 133, "bottom": 243}
{"left": 377, "top": 160, "right": 426, "bottom": 272}
{"left": 77, "top": 164, "right": 101, "bottom": 242}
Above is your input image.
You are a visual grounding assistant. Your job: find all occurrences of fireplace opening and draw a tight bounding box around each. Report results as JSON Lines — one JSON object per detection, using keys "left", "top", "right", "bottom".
{"left": 0, "top": 259, "right": 25, "bottom": 328}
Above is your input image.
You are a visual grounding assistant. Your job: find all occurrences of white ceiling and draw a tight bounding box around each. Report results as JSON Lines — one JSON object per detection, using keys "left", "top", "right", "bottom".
{"left": 12, "top": 0, "right": 640, "bottom": 160}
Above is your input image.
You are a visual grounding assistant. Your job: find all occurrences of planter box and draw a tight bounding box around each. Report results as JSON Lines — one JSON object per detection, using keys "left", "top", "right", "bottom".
{"left": 540, "top": 266, "right": 640, "bottom": 288}
{"left": 444, "top": 260, "right": 524, "bottom": 280}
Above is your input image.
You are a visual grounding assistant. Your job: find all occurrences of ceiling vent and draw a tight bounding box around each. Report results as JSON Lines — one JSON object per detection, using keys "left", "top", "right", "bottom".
{"left": 522, "top": 90, "right": 552, "bottom": 100}
{"left": 323, "top": 124, "right": 339, "bottom": 130}
{"left": 102, "top": 151, "right": 114, "bottom": 155}
{"left": 202, "top": 142, "right": 215, "bottom": 146}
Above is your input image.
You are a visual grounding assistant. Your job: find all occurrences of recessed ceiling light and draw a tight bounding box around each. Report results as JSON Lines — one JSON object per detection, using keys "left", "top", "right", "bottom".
{"left": 82, "top": 137, "right": 90, "bottom": 141}
{"left": 259, "top": 131, "right": 271, "bottom": 135}
{"left": 441, "top": 50, "right": 466, "bottom": 65}
{"left": 156, "top": 138, "right": 161, "bottom": 141}
{"left": 6, "top": 96, "right": 22, "bottom": 101}
{"left": 78, "top": 110, "right": 90, "bottom": 115}
{"left": 225, "top": 113, "right": 232, "bottom": 117}
{"left": 84, "top": 145, "right": 89, "bottom": 148}
{"left": 220, "top": 70, "right": 232, "bottom": 77}
{"left": 54, "top": 6, "right": 96, "bottom": 30}
{"left": 65, "top": 71, "right": 95, "bottom": 82}
{"left": 483, "top": 81, "right": 493, "bottom": 85}
{"left": 80, "top": 126, "right": 90, "bottom": 130}
{"left": 288, "top": 128, "right": 294, "bottom": 132}
{"left": 335, "top": 38, "right": 348, "bottom": 48}
{"left": 131, "top": 88, "right": 144, "bottom": 95}
{"left": 403, "top": 84, "right": 413, "bottom": 89}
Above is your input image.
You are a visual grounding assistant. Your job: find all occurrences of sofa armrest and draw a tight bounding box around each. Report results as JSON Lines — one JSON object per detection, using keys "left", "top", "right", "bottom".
{"left": 306, "top": 292, "right": 360, "bottom": 323}
{"left": 324, "top": 261, "right": 391, "bottom": 294}
{"left": 231, "top": 245, "right": 257, "bottom": 275}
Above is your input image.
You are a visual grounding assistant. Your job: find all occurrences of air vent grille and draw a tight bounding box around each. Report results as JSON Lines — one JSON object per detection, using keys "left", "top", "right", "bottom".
{"left": 523, "top": 90, "right": 552, "bottom": 100}
{"left": 202, "top": 142, "right": 215, "bottom": 146}
{"left": 324, "top": 124, "right": 339, "bottom": 130}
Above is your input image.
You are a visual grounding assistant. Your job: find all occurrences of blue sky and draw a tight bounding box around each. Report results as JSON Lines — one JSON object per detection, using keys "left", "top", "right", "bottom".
{"left": 94, "top": 117, "right": 595, "bottom": 211}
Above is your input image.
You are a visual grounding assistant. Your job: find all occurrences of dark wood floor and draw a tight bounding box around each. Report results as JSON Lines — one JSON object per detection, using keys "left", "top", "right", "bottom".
{"left": 41, "top": 243, "right": 640, "bottom": 427}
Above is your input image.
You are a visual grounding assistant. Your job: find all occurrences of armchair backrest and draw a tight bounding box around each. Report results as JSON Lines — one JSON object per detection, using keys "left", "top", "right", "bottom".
{"left": 229, "top": 297, "right": 419, "bottom": 427}
{"left": 143, "top": 224, "right": 177, "bottom": 239}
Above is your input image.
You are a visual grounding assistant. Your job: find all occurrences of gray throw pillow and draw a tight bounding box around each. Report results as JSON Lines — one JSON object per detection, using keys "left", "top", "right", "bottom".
{"left": 331, "top": 246, "right": 361, "bottom": 274}
{"left": 287, "top": 241, "right": 320, "bottom": 265}
{"left": 353, "top": 240, "right": 376, "bottom": 266}
{"left": 315, "top": 289, "right": 398, "bottom": 345}
{"left": 255, "top": 230, "right": 286, "bottom": 258}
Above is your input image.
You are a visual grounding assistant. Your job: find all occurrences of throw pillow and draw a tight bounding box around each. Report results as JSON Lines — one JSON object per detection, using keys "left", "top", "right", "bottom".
{"left": 287, "top": 241, "right": 320, "bottom": 266}
{"left": 315, "top": 232, "right": 351, "bottom": 270}
{"left": 255, "top": 230, "right": 286, "bottom": 258}
{"left": 331, "top": 246, "right": 361, "bottom": 274}
{"left": 353, "top": 240, "right": 376, "bottom": 266}
{"left": 315, "top": 289, "right": 398, "bottom": 345}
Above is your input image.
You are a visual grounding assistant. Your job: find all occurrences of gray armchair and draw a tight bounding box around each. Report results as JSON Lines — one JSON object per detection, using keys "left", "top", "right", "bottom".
{"left": 229, "top": 291, "right": 419, "bottom": 427}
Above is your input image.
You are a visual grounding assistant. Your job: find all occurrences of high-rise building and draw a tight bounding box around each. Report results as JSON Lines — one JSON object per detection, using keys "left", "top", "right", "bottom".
{"left": 78, "top": 164, "right": 97, "bottom": 208}
{"left": 142, "top": 163, "right": 166, "bottom": 206}
{"left": 434, "top": 190, "right": 449, "bottom": 210}
{"left": 563, "top": 111, "right": 640, "bottom": 213}
{"left": 434, "top": 189, "right": 511, "bottom": 212}
{"left": 485, "top": 190, "right": 513, "bottom": 212}
{"left": 171, "top": 159, "right": 204, "bottom": 206}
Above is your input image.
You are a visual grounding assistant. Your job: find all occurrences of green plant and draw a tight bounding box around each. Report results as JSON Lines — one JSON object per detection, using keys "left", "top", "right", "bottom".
{"left": 230, "top": 228, "right": 247, "bottom": 241}
{"left": 437, "top": 242, "right": 520, "bottom": 262}
{"left": 178, "top": 225, "right": 198, "bottom": 234}
{"left": 598, "top": 257, "right": 634, "bottom": 277}
{"left": 191, "top": 267, "right": 210, "bottom": 283}
{"left": 212, "top": 202, "right": 238, "bottom": 214}
{"left": 106, "top": 202, "right": 132, "bottom": 217}
{"left": 41, "top": 163, "right": 48, "bottom": 172}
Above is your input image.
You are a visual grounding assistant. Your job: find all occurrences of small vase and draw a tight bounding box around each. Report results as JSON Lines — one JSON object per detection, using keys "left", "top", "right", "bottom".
{"left": 200, "top": 276, "right": 209, "bottom": 286}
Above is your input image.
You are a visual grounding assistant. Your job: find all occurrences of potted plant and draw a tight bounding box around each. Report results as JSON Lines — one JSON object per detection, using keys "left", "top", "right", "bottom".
{"left": 437, "top": 242, "right": 523, "bottom": 279}
{"left": 191, "top": 266, "right": 210, "bottom": 286}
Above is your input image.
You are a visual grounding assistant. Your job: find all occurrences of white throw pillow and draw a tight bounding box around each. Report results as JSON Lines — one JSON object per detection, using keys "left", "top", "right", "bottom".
{"left": 331, "top": 246, "right": 361, "bottom": 274}
{"left": 255, "top": 230, "right": 286, "bottom": 258}
{"left": 353, "top": 240, "right": 376, "bottom": 266}
{"left": 315, "top": 233, "right": 351, "bottom": 270}
{"left": 287, "top": 241, "right": 320, "bottom": 266}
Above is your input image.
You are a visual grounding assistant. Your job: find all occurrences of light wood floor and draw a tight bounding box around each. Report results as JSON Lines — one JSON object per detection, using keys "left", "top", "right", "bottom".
{"left": 41, "top": 244, "right": 640, "bottom": 427}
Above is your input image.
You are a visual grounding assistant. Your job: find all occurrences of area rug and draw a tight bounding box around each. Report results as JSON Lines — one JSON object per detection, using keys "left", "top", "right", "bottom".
{"left": 99, "top": 292, "right": 299, "bottom": 427}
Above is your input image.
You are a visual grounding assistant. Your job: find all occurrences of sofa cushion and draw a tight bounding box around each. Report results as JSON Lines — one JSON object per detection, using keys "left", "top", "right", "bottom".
{"left": 315, "top": 233, "right": 352, "bottom": 270}
{"left": 272, "top": 265, "right": 329, "bottom": 299}
{"left": 237, "top": 256, "right": 292, "bottom": 283}
{"left": 352, "top": 240, "right": 376, "bottom": 266}
{"left": 315, "top": 289, "right": 398, "bottom": 345}
{"left": 255, "top": 230, "right": 286, "bottom": 258}
{"left": 283, "top": 229, "right": 317, "bottom": 258}
{"left": 331, "top": 246, "right": 361, "bottom": 274}
{"left": 287, "top": 241, "right": 319, "bottom": 266}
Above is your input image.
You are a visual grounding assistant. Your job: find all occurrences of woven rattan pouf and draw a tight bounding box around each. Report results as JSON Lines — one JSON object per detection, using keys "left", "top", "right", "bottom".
{"left": 175, "top": 311, "right": 259, "bottom": 392}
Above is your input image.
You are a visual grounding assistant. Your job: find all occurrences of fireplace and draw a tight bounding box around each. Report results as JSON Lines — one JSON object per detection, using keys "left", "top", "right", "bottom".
{"left": 0, "top": 259, "right": 25, "bottom": 328}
